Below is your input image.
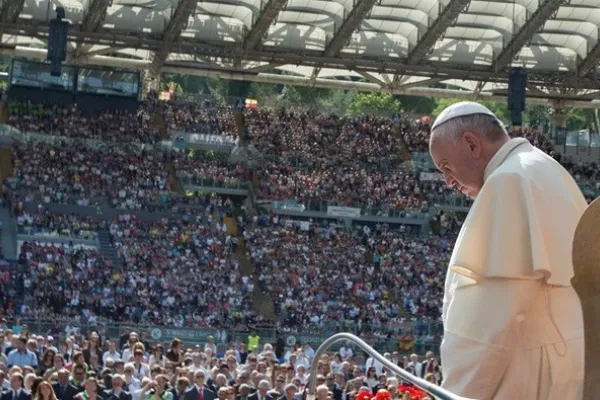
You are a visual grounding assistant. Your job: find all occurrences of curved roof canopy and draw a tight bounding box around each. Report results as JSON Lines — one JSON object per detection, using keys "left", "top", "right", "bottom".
{"left": 1, "top": 0, "right": 600, "bottom": 101}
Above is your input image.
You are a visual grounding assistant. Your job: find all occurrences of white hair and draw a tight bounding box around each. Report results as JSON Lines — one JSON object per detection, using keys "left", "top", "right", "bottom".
{"left": 258, "top": 380, "right": 271, "bottom": 390}
{"left": 316, "top": 385, "right": 329, "bottom": 395}
{"left": 386, "top": 377, "right": 399, "bottom": 387}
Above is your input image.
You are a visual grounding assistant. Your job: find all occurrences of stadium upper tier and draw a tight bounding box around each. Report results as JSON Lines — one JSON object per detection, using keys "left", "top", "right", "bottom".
{"left": 2, "top": 0, "right": 600, "bottom": 101}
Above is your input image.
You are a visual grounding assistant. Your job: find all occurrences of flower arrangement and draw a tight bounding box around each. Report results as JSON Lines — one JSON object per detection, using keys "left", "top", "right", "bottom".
{"left": 375, "top": 389, "right": 391, "bottom": 400}
{"left": 356, "top": 388, "right": 373, "bottom": 400}
{"left": 397, "top": 384, "right": 428, "bottom": 400}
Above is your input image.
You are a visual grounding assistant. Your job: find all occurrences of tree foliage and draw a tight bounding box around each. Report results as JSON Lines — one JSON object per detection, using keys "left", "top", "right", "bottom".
{"left": 157, "top": 73, "right": 598, "bottom": 132}
{"left": 348, "top": 92, "right": 402, "bottom": 116}
{"left": 318, "top": 90, "right": 358, "bottom": 116}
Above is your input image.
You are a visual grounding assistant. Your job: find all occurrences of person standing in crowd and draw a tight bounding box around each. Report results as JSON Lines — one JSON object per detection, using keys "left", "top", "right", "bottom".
{"left": 74, "top": 378, "right": 102, "bottom": 400}
{"left": 246, "top": 335, "right": 259, "bottom": 354}
{"left": 166, "top": 341, "right": 183, "bottom": 369}
{"left": 103, "top": 343, "right": 121, "bottom": 366}
{"left": 183, "top": 371, "right": 214, "bottom": 400}
{"left": 248, "top": 381, "right": 272, "bottom": 400}
{"left": 52, "top": 369, "right": 79, "bottom": 400}
{"left": 36, "top": 381, "right": 57, "bottom": 400}
{"left": 429, "top": 102, "right": 585, "bottom": 399}
{"left": 131, "top": 351, "right": 150, "bottom": 380}
{"left": 103, "top": 375, "right": 131, "bottom": 400}
{"left": 2, "top": 373, "right": 32, "bottom": 400}
{"left": 8, "top": 338, "right": 38, "bottom": 368}
{"left": 138, "top": 375, "right": 171, "bottom": 400}
{"left": 169, "top": 378, "right": 189, "bottom": 400}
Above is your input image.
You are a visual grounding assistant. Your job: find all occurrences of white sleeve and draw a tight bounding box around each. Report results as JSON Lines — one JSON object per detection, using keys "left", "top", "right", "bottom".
{"left": 441, "top": 277, "right": 543, "bottom": 400}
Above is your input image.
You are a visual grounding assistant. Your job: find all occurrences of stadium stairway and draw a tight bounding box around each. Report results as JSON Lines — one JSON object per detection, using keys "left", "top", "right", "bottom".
{"left": 251, "top": 171, "right": 260, "bottom": 193}
{"left": 152, "top": 104, "right": 185, "bottom": 195}
{"left": 225, "top": 216, "right": 277, "bottom": 321}
{"left": 0, "top": 207, "right": 17, "bottom": 259}
{"left": 166, "top": 161, "right": 185, "bottom": 195}
{"left": 155, "top": 102, "right": 169, "bottom": 140}
{"left": 0, "top": 147, "right": 17, "bottom": 259}
{"left": 0, "top": 100, "right": 7, "bottom": 124}
{"left": 0, "top": 147, "right": 14, "bottom": 190}
{"left": 98, "top": 228, "right": 121, "bottom": 267}
{"left": 394, "top": 121, "right": 412, "bottom": 162}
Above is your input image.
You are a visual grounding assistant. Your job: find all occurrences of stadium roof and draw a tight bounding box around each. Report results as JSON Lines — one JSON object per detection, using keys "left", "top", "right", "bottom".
{"left": 2, "top": 0, "right": 600, "bottom": 104}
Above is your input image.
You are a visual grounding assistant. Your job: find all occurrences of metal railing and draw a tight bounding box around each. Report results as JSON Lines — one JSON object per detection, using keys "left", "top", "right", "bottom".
{"left": 269, "top": 199, "right": 430, "bottom": 219}
{"left": 6, "top": 318, "right": 278, "bottom": 347}
{"left": 178, "top": 174, "right": 250, "bottom": 190}
{"left": 17, "top": 225, "right": 99, "bottom": 241}
{"left": 308, "top": 333, "right": 471, "bottom": 400}
{"left": 0, "top": 124, "right": 159, "bottom": 153}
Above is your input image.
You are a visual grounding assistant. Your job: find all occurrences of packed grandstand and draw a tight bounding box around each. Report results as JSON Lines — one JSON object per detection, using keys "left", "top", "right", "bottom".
{"left": 0, "top": 87, "right": 597, "bottom": 400}
{"left": 0, "top": 0, "right": 599, "bottom": 394}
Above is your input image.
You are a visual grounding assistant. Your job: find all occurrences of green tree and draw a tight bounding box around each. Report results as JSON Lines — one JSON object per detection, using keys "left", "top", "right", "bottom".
{"left": 348, "top": 92, "right": 402, "bottom": 116}
{"left": 318, "top": 90, "right": 357, "bottom": 116}
{"left": 276, "top": 85, "right": 303, "bottom": 108}
{"left": 396, "top": 95, "right": 437, "bottom": 115}
{"left": 206, "top": 78, "right": 230, "bottom": 104}
{"left": 525, "top": 105, "right": 549, "bottom": 126}
{"left": 567, "top": 108, "right": 591, "bottom": 131}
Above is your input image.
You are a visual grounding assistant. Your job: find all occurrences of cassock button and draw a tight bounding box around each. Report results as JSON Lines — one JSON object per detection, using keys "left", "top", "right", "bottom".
{"left": 515, "top": 313, "right": 525, "bottom": 322}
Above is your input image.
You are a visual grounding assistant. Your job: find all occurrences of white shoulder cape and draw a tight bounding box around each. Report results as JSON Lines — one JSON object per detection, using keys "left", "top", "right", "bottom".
{"left": 448, "top": 138, "right": 588, "bottom": 289}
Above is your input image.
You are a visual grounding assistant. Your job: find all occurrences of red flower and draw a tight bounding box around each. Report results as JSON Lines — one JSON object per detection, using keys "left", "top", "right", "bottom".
{"left": 397, "top": 384, "right": 428, "bottom": 400}
{"left": 356, "top": 391, "right": 373, "bottom": 400}
{"left": 375, "top": 389, "right": 391, "bottom": 400}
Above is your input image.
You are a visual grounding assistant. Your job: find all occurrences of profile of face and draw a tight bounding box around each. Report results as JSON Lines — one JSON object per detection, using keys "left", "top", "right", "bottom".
{"left": 429, "top": 130, "right": 487, "bottom": 199}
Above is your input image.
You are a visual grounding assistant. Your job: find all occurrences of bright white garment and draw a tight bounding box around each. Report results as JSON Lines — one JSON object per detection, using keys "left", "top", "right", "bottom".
{"left": 441, "top": 138, "right": 586, "bottom": 400}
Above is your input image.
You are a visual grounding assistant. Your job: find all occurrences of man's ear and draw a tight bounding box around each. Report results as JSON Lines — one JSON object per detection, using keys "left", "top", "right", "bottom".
{"left": 462, "top": 131, "right": 482, "bottom": 158}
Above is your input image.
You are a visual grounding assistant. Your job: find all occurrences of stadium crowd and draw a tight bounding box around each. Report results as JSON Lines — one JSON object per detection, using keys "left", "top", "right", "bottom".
{"left": 173, "top": 152, "right": 250, "bottom": 188}
{"left": 163, "top": 102, "right": 235, "bottom": 139}
{"left": 7, "top": 102, "right": 160, "bottom": 143}
{"left": 244, "top": 215, "right": 447, "bottom": 328}
{"left": 7, "top": 142, "right": 170, "bottom": 209}
{"left": 2, "top": 204, "right": 256, "bottom": 330}
{"left": 5, "top": 102, "right": 467, "bottom": 214}
{"left": 2, "top": 98, "right": 576, "bottom": 332}
{"left": 108, "top": 213, "right": 257, "bottom": 328}
{"left": 0, "top": 325, "right": 440, "bottom": 400}
{"left": 1, "top": 97, "right": 588, "bottom": 397}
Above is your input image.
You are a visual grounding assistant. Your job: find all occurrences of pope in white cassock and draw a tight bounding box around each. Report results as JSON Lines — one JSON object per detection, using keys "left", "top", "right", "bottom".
{"left": 428, "top": 102, "right": 585, "bottom": 400}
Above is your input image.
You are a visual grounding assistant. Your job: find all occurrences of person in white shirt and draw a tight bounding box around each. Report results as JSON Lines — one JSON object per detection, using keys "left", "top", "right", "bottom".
{"left": 204, "top": 337, "right": 217, "bottom": 355}
{"left": 406, "top": 354, "right": 423, "bottom": 378}
{"left": 259, "top": 344, "right": 273, "bottom": 360}
{"left": 294, "top": 351, "right": 309, "bottom": 370}
{"left": 189, "top": 353, "right": 207, "bottom": 374}
{"left": 294, "top": 366, "right": 308, "bottom": 385}
{"left": 124, "top": 365, "right": 141, "bottom": 396}
{"left": 121, "top": 333, "right": 140, "bottom": 362}
{"left": 338, "top": 344, "right": 353, "bottom": 361}
{"left": 148, "top": 345, "right": 166, "bottom": 368}
{"left": 103, "top": 342, "right": 121, "bottom": 365}
{"left": 130, "top": 351, "right": 150, "bottom": 380}
{"left": 302, "top": 344, "right": 314, "bottom": 363}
